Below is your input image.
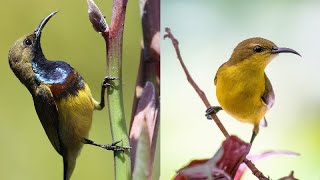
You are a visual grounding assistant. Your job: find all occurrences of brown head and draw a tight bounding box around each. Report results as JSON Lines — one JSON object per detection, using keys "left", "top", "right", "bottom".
{"left": 228, "top": 37, "right": 300, "bottom": 68}
{"left": 8, "top": 11, "right": 58, "bottom": 89}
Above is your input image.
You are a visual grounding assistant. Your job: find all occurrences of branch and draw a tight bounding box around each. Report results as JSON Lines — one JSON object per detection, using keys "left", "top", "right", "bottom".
{"left": 164, "top": 28, "right": 229, "bottom": 138}
{"left": 87, "top": 0, "right": 130, "bottom": 179}
{"left": 164, "top": 27, "right": 269, "bottom": 180}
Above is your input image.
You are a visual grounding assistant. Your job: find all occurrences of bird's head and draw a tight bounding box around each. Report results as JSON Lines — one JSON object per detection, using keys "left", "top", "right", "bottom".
{"left": 228, "top": 37, "right": 300, "bottom": 69}
{"left": 8, "top": 11, "right": 58, "bottom": 86}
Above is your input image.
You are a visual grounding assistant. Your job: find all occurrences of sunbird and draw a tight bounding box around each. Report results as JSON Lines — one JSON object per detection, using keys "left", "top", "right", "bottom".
{"left": 8, "top": 11, "right": 128, "bottom": 180}
{"left": 206, "top": 37, "right": 300, "bottom": 143}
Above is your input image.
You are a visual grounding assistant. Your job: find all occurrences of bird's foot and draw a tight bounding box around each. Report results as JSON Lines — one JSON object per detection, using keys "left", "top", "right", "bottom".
{"left": 205, "top": 106, "right": 222, "bottom": 119}
{"left": 102, "top": 76, "right": 120, "bottom": 88}
{"left": 83, "top": 138, "right": 131, "bottom": 152}
{"left": 101, "top": 140, "right": 131, "bottom": 151}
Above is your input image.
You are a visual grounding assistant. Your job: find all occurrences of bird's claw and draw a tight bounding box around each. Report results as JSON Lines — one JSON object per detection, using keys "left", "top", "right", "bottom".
{"left": 205, "top": 106, "right": 223, "bottom": 119}
{"left": 102, "top": 76, "right": 120, "bottom": 88}
{"left": 103, "top": 140, "right": 131, "bottom": 151}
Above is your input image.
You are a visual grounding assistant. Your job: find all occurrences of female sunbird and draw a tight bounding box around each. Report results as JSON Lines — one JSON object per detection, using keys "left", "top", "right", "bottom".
{"left": 206, "top": 37, "right": 300, "bottom": 143}
{"left": 8, "top": 11, "right": 128, "bottom": 180}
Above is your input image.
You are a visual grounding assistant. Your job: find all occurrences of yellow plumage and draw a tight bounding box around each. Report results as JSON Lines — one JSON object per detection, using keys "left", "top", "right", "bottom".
{"left": 212, "top": 37, "right": 300, "bottom": 143}
{"left": 56, "top": 84, "right": 95, "bottom": 149}
{"left": 216, "top": 60, "right": 267, "bottom": 126}
{"left": 54, "top": 83, "right": 98, "bottom": 178}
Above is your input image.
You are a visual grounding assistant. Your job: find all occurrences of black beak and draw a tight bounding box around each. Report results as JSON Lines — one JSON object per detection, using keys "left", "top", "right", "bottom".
{"left": 34, "top": 11, "right": 58, "bottom": 40}
{"left": 271, "top": 47, "right": 301, "bottom": 57}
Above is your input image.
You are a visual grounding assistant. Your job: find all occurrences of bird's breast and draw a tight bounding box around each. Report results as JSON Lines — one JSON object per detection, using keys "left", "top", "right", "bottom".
{"left": 215, "top": 66, "right": 267, "bottom": 124}
{"left": 55, "top": 83, "right": 95, "bottom": 151}
{"left": 49, "top": 71, "right": 85, "bottom": 100}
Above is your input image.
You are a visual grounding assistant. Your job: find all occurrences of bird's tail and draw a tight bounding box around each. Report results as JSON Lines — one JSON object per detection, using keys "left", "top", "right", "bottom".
{"left": 63, "top": 153, "right": 77, "bottom": 180}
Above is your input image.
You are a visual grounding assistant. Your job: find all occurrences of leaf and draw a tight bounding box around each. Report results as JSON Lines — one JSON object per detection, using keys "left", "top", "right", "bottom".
{"left": 130, "top": 82, "right": 158, "bottom": 177}
{"left": 87, "top": 0, "right": 109, "bottom": 33}
{"left": 132, "top": 120, "right": 151, "bottom": 180}
{"left": 215, "top": 136, "right": 251, "bottom": 177}
{"left": 235, "top": 151, "right": 300, "bottom": 180}
{"left": 174, "top": 159, "right": 209, "bottom": 180}
{"left": 174, "top": 136, "right": 250, "bottom": 179}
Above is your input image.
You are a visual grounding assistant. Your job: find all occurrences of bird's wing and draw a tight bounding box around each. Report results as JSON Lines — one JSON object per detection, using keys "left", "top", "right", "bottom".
{"left": 261, "top": 73, "right": 275, "bottom": 109}
{"left": 33, "top": 84, "right": 62, "bottom": 155}
{"left": 214, "top": 62, "right": 227, "bottom": 85}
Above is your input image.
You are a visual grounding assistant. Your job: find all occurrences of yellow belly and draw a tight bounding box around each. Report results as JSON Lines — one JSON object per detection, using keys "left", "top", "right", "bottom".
{"left": 56, "top": 84, "right": 95, "bottom": 152}
{"left": 216, "top": 66, "right": 267, "bottom": 125}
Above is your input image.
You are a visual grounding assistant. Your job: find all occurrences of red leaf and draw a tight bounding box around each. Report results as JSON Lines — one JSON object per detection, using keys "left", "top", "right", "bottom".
{"left": 216, "top": 136, "right": 251, "bottom": 177}
{"left": 174, "top": 160, "right": 209, "bottom": 180}
{"left": 174, "top": 136, "right": 250, "bottom": 179}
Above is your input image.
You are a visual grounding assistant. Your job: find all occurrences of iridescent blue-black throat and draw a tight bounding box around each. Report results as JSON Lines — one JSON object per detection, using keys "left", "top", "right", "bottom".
{"left": 32, "top": 55, "right": 85, "bottom": 99}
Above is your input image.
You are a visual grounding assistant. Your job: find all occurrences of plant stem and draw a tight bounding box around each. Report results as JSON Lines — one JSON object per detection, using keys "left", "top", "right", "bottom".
{"left": 104, "top": 0, "right": 130, "bottom": 179}
{"left": 87, "top": 0, "right": 130, "bottom": 178}
{"left": 130, "top": 0, "right": 160, "bottom": 177}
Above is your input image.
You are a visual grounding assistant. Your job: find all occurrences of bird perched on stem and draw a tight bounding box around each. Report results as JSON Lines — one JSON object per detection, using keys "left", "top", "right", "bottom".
{"left": 8, "top": 11, "right": 129, "bottom": 180}
{"left": 206, "top": 37, "right": 300, "bottom": 143}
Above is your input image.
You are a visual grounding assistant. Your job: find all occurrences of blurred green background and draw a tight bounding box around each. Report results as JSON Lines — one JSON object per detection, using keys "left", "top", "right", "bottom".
{"left": 1, "top": 0, "right": 141, "bottom": 179}
{"left": 162, "top": 0, "right": 320, "bottom": 179}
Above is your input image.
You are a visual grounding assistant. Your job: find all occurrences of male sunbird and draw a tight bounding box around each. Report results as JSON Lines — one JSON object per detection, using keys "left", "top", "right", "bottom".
{"left": 206, "top": 37, "right": 300, "bottom": 143}
{"left": 8, "top": 11, "right": 128, "bottom": 180}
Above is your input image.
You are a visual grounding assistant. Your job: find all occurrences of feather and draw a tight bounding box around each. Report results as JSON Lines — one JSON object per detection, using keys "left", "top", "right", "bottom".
{"left": 33, "top": 84, "right": 62, "bottom": 155}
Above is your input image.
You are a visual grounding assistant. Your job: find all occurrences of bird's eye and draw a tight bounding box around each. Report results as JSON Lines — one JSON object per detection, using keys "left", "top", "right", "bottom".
{"left": 24, "top": 38, "right": 32, "bottom": 46}
{"left": 253, "top": 45, "right": 263, "bottom": 53}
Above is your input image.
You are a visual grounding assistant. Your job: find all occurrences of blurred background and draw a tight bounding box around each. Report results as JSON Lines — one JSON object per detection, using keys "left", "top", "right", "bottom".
{"left": 1, "top": 0, "right": 141, "bottom": 179}
{"left": 162, "top": 0, "right": 320, "bottom": 179}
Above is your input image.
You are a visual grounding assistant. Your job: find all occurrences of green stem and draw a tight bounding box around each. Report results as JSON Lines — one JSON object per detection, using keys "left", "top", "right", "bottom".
{"left": 104, "top": 34, "right": 131, "bottom": 180}
{"left": 103, "top": 0, "right": 130, "bottom": 179}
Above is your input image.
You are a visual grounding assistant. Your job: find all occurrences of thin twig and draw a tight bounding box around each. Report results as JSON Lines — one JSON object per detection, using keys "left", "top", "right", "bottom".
{"left": 164, "top": 27, "right": 269, "bottom": 180}
{"left": 164, "top": 27, "right": 229, "bottom": 138}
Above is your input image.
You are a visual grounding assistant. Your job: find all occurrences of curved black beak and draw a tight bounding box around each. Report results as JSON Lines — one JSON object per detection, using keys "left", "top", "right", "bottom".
{"left": 271, "top": 47, "right": 301, "bottom": 57}
{"left": 34, "top": 11, "right": 58, "bottom": 40}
